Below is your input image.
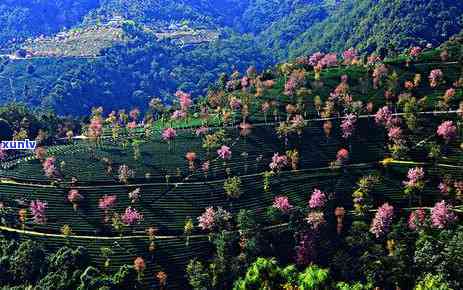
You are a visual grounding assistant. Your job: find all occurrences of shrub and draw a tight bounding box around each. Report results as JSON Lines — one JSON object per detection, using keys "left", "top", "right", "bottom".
{"left": 414, "top": 273, "right": 453, "bottom": 290}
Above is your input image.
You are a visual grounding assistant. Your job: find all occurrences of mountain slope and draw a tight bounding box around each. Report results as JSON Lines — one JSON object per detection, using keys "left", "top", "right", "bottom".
{"left": 0, "top": 0, "right": 99, "bottom": 49}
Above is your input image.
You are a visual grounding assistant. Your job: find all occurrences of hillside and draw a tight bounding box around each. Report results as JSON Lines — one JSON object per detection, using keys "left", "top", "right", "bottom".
{"left": 286, "top": 0, "right": 463, "bottom": 58}
{"left": 0, "top": 38, "right": 462, "bottom": 288}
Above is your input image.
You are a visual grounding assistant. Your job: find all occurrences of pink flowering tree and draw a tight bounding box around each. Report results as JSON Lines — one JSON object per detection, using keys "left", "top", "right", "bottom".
{"left": 99, "top": 195, "right": 117, "bottom": 222}
{"left": 121, "top": 207, "right": 144, "bottom": 225}
{"left": 197, "top": 206, "right": 232, "bottom": 232}
{"left": 403, "top": 167, "right": 425, "bottom": 196}
{"left": 437, "top": 120, "right": 457, "bottom": 143}
{"left": 217, "top": 145, "right": 232, "bottom": 161}
{"left": 431, "top": 200, "right": 457, "bottom": 229}
{"left": 88, "top": 115, "right": 103, "bottom": 145}
{"left": 331, "top": 148, "right": 349, "bottom": 167}
{"left": 68, "top": 189, "right": 84, "bottom": 211}
{"left": 370, "top": 203, "right": 394, "bottom": 238}
{"left": 175, "top": 90, "right": 192, "bottom": 112}
{"left": 171, "top": 110, "right": 187, "bottom": 120}
{"left": 269, "top": 153, "right": 288, "bottom": 173}
{"left": 309, "top": 188, "right": 327, "bottom": 209}
{"left": 375, "top": 106, "right": 393, "bottom": 128}
{"left": 408, "top": 46, "right": 422, "bottom": 64}
{"left": 429, "top": 69, "right": 443, "bottom": 88}
{"left": 340, "top": 113, "right": 357, "bottom": 139}
{"left": 30, "top": 200, "right": 47, "bottom": 224}
{"left": 197, "top": 207, "right": 216, "bottom": 231}
{"left": 272, "top": 195, "right": 293, "bottom": 214}
{"left": 309, "top": 52, "right": 324, "bottom": 66}
{"left": 408, "top": 208, "right": 426, "bottom": 231}
{"left": 162, "top": 127, "right": 177, "bottom": 150}
{"left": 42, "top": 157, "right": 61, "bottom": 179}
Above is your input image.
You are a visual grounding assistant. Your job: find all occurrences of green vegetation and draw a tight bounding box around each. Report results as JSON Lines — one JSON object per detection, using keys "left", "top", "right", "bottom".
{"left": 1, "top": 1, "right": 462, "bottom": 114}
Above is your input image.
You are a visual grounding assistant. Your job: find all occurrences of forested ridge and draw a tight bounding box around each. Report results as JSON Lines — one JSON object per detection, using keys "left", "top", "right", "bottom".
{"left": 0, "top": 0, "right": 462, "bottom": 115}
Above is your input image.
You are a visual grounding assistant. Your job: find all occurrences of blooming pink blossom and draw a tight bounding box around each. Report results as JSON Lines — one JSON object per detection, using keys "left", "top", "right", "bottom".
{"left": 198, "top": 207, "right": 216, "bottom": 230}
{"left": 171, "top": 110, "right": 187, "bottom": 120}
{"left": 162, "top": 128, "right": 177, "bottom": 141}
{"left": 291, "top": 114, "right": 305, "bottom": 129}
{"left": 284, "top": 78, "right": 298, "bottom": 96}
{"left": 431, "top": 200, "right": 457, "bottom": 229}
{"left": 409, "top": 46, "right": 422, "bottom": 58}
{"left": 175, "top": 90, "right": 192, "bottom": 111}
{"left": 68, "top": 189, "right": 83, "bottom": 204}
{"left": 387, "top": 127, "right": 403, "bottom": 143}
{"left": 375, "top": 106, "right": 393, "bottom": 127}
{"left": 309, "top": 52, "right": 325, "bottom": 66}
{"left": 370, "top": 203, "right": 394, "bottom": 238}
{"left": 408, "top": 208, "right": 426, "bottom": 231}
{"left": 273, "top": 196, "right": 293, "bottom": 213}
{"left": 197, "top": 207, "right": 232, "bottom": 231}
{"left": 436, "top": 120, "right": 457, "bottom": 142}
{"left": 30, "top": 200, "right": 47, "bottom": 224}
{"left": 195, "top": 126, "right": 209, "bottom": 136}
{"left": 99, "top": 195, "right": 117, "bottom": 210}
{"left": 340, "top": 113, "right": 357, "bottom": 139}
{"left": 217, "top": 145, "right": 232, "bottom": 160}
{"left": 336, "top": 148, "right": 349, "bottom": 162}
{"left": 127, "top": 121, "right": 137, "bottom": 129}
{"left": 429, "top": 69, "right": 443, "bottom": 88}
{"left": 309, "top": 188, "right": 327, "bottom": 209}
{"left": 42, "top": 157, "right": 60, "bottom": 178}
{"left": 319, "top": 53, "right": 338, "bottom": 67}
{"left": 404, "top": 81, "right": 415, "bottom": 90}
{"left": 403, "top": 167, "right": 425, "bottom": 188}
{"left": 444, "top": 88, "right": 455, "bottom": 99}
{"left": 226, "top": 80, "right": 240, "bottom": 91}
{"left": 342, "top": 48, "right": 358, "bottom": 64}
{"left": 121, "top": 207, "right": 143, "bottom": 225}
{"left": 269, "top": 153, "right": 288, "bottom": 172}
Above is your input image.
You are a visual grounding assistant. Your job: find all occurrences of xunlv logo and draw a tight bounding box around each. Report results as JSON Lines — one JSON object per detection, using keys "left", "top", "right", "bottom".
{"left": 1, "top": 139, "right": 37, "bottom": 150}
